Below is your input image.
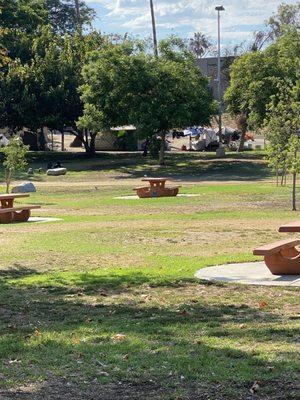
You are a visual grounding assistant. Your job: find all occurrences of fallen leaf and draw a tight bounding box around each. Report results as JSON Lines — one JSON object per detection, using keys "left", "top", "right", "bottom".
{"left": 259, "top": 301, "right": 268, "bottom": 310}
{"left": 111, "top": 333, "right": 126, "bottom": 342}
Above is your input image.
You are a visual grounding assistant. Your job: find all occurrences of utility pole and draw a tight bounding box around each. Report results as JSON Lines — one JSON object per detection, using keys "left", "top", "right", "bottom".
{"left": 74, "top": 0, "right": 81, "bottom": 32}
{"left": 149, "top": 0, "right": 158, "bottom": 57}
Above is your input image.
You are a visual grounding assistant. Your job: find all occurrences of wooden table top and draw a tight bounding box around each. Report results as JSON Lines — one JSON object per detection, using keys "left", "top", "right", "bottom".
{"left": 0, "top": 193, "right": 30, "bottom": 200}
{"left": 279, "top": 221, "right": 300, "bottom": 233}
{"left": 141, "top": 178, "right": 168, "bottom": 182}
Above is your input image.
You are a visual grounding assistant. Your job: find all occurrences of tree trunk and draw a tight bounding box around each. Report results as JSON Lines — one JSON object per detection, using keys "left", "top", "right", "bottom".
{"left": 292, "top": 172, "right": 297, "bottom": 211}
{"left": 61, "top": 129, "right": 65, "bottom": 152}
{"left": 89, "top": 132, "right": 97, "bottom": 155}
{"left": 281, "top": 166, "right": 286, "bottom": 186}
{"left": 159, "top": 133, "right": 166, "bottom": 166}
{"left": 236, "top": 114, "right": 248, "bottom": 153}
{"left": 237, "top": 130, "right": 246, "bottom": 152}
{"left": 5, "top": 169, "right": 12, "bottom": 194}
{"left": 75, "top": 129, "right": 97, "bottom": 156}
{"left": 70, "top": 133, "right": 83, "bottom": 147}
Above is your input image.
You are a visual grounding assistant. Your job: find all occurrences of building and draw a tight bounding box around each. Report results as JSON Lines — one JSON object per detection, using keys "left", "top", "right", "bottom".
{"left": 196, "top": 56, "right": 235, "bottom": 101}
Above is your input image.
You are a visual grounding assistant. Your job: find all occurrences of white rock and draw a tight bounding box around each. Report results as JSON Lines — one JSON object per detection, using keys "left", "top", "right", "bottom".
{"left": 12, "top": 182, "right": 36, "bottom": 193}
{"left": 46, "top": 168, "right": 67, "bottom": 176}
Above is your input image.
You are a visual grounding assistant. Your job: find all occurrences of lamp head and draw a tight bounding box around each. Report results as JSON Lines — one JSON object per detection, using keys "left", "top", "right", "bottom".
{"left": 215, "top": 5, "right": 225, "bottom": 11}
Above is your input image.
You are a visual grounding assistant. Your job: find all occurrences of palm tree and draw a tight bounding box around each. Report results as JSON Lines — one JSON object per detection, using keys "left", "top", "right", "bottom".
{"left": 189, "top": 32, "right": 211, "bottom": 59}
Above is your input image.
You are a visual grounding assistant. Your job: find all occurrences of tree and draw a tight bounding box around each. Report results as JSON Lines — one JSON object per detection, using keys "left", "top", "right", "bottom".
{"left": 268, "top": 2, "right": 300, "bottom": 39}
{"left": 225, "top": 30, "right": 300, "bottom": 132}
{"left": 0, "top": 0, "right": 48, "bottom": 62}
{"left": 78, "top": 40, "right": 216, "bottom": 164}
{"left": 251, "top": 2, "right": 300, "bottom": 51}
{"left": 2, "top": 137, "right": 29, "bottom": 193}
{"left": 45, "top": 0, "right": 95, "bottom": 34}
{"left": 265, "top": 82, "right": 300, "bottom": 210}
{"left": 0, "top": 0, "right": 95, "bottom": 63}
{"left": 0, "top": 26, "right": 105, "bottom": 152}
{"left": 189, "top": 32, "right": 211, "bottom": 59}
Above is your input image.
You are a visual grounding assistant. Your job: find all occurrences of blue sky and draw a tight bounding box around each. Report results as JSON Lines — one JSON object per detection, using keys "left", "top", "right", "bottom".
{"left": 86, "top": 0, "right": 299, "bottom": 46}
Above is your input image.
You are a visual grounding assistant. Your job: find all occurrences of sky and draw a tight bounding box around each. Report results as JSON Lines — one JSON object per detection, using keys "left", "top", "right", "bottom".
{"left": 86, "top": 0, "right": 299, "bottom": 46}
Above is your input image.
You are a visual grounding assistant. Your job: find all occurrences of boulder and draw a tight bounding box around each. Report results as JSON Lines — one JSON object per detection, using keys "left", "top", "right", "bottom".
{"left": 47, "top": 167, "right": 67, "bottom": 176}
{"left": 12, "top": 182, "right": 36, "bottom": 193}
{"left": 216, "top": 147, "right": 226, "bottom": 158}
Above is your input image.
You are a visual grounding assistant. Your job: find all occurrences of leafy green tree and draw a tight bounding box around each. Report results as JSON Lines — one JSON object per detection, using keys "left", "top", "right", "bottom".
{"left": 45, "top": 0, "right": 95, "bottom": 33}
{"left": 79, "top": 41, "right": 216, "bottom": 163}
{"left": 251, "top": 2, "right": 300, "bottom": 51}
{"left": 0, "top": 0, "right": 48, "bottom": 62}
{"left": 2, "top": 136, "right": 29, "bottom": 193}
{"left": 265, "top": 82, "right": 300, "bottom": 210}
{"left": 225, "top": 30, "right": 300, "bottom": 131}
{"left": 0, "top": 27, "right": 104, "bottom": 152}
{"left": 0, "top": 0, "right": 95, "bottom": 63}
{"left": 268, "top": 2, "right": 300, "bottom": 39}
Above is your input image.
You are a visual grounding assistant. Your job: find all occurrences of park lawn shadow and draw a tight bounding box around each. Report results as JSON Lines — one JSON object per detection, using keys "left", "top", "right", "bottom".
{"left": 0, "top": 151, "right": 272, "bottom": 184}
{"left": 0, "top": 266, "right": 298, "bottom": 399}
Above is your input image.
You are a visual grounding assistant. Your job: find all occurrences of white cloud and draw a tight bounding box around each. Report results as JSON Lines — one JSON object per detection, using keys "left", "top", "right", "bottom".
{"left": 86, "top": 0, "right": 300, "bottom": 43}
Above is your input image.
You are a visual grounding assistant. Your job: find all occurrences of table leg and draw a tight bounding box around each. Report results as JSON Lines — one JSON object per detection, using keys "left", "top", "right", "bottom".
{"left": 0, "top": 199, "right": 14, "bottom": 209}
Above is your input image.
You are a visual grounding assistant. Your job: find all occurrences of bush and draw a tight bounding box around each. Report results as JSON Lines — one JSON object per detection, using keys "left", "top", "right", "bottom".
{"left": 116, "top": 130, "right": 137, "bottom": 151}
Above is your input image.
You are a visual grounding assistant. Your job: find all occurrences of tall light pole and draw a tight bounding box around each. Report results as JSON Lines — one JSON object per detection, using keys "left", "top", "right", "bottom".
{"left": 215, "top": 5, "right": 225, "bottom": 149}
{"left": 149, "top": 0, "right": 158, "bottom": 57}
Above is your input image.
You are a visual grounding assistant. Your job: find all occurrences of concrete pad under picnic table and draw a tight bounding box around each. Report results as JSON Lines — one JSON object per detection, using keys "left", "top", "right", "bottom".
{"left": 195, "top": 262, "right": 300, "bottom": 287}
{"left": 26, "top": 217, "right": 62, "bottom": 223}
{"left": 115, "top": 194, "right": 201, "bottom": 199}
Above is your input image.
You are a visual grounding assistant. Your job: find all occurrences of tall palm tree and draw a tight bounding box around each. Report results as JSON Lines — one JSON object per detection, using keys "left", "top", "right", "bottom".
{"left": 189, "top": 32, "right": 211, "bottom": 59}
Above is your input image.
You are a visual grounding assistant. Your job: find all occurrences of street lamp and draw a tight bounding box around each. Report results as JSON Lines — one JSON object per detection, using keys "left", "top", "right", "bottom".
{"left": 215, "top": 5, "right": 225, "bottom": 151}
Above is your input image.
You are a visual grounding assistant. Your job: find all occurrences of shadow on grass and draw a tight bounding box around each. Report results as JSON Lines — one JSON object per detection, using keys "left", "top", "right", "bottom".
{"left": 0, "top": 266, "right": 298, "bottom": 399}
{"left": 0, "top": 152, "right": 272, "bottom": 184}
{"left": 0, "top": 265, "right": 41, "bottom": 279}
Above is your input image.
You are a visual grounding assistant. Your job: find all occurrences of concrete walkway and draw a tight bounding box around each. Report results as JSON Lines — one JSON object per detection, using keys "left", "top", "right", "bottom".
{"left": 195, "top": 262, "right": 300, "bottom": 287}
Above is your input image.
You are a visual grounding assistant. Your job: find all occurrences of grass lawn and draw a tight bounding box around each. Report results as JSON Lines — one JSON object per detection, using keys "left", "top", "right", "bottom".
{"left": 0, "top": 152, "right": 299, "bottom": 399}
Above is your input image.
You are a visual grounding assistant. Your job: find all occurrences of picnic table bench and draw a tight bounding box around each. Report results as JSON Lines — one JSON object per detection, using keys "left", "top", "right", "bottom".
{"left": 0, "top": 193, "right": 41, "bottom": 223}
{"left": 253, "top": 221, "right": 300, "bottom": 275}
{"left": 133, "top": 178, "right": 181, "bottom": 198}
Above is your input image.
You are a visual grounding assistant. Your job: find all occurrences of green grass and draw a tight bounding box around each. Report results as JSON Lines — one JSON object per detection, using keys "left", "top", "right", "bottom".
{"left": 0, "top": 151, "right": 299, "bottom": 399}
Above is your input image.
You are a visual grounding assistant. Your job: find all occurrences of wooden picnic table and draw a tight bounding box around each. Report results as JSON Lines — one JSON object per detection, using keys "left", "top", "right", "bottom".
{"left": 134, "top": 177, "right": 181, "bottom": 198}
{"left": 254, "top": 220, "right": 300, "bottom": 275}
{"left": 279, "top": 221, "right": 300, "bottom": 233}
{"left": 0, "top": 193, "right": 30, "bottom": 209}
{"left": 0, "top": 193, "right": 40, "bottom": 224}
{"left": 141, "top": 177, "right": 168, "bottom": 189}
